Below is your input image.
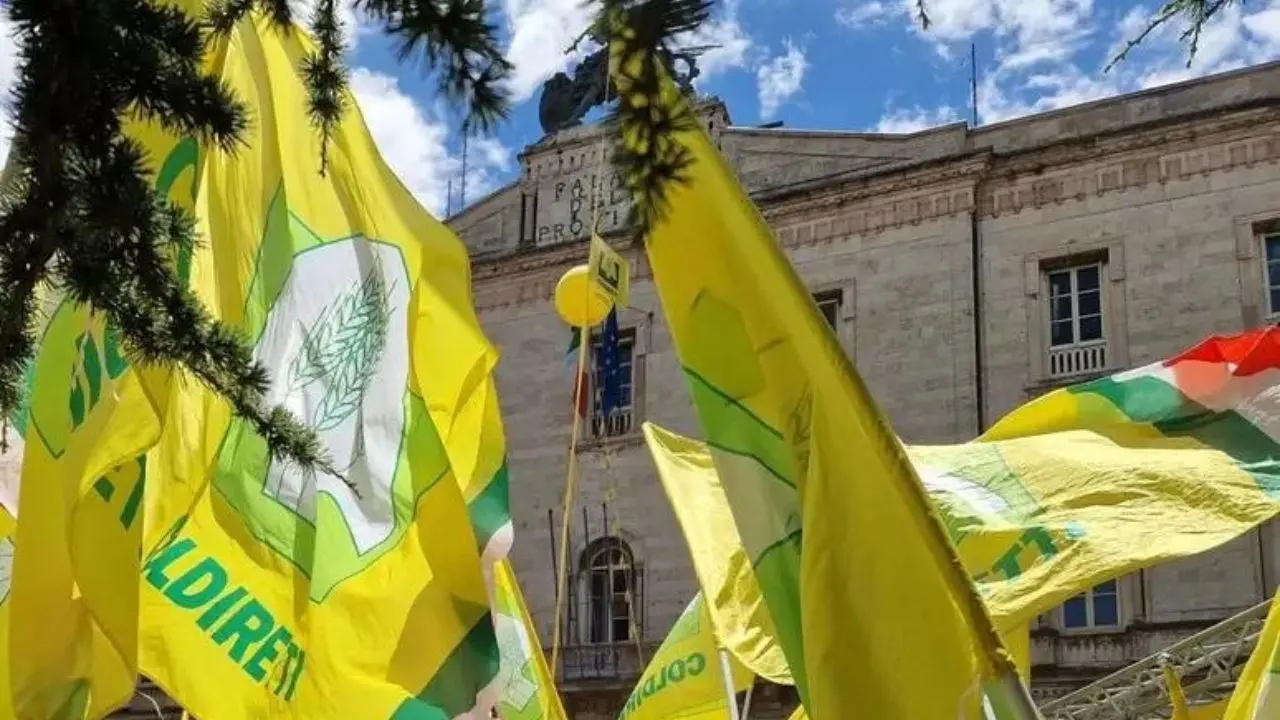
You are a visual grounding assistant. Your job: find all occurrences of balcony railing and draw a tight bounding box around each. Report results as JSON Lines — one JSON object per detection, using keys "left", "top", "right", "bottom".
{"left": 1048, "top": 340, "right": 1108, "bottom": 379}
{"left": 589, "top": 407, "right": 634, "bottom": 441}
{"left": 558, "top": 641, "right": 650, "bottom": 685}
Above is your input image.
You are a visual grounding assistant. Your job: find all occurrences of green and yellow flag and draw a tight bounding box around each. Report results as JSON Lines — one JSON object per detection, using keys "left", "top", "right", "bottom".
{"left": 133, "top": 8, "right": 502, "bottom": 718}
{"left": 1224, "top": 587, "right": 1280, "bottom": 719}
{"left": 493, "top": 560, "right": 567, "bottom": 720}
{"left": 0, "top": 470, "right": 18, "bottom": 720}
{"left": 613, "top": 57, "right": 1016, "bottom": 718}
{"left": 619, "top": 594, "right": 750, "bottom": 720}
{"left": 6, "top": 142, "right": 186, "bottom": 720}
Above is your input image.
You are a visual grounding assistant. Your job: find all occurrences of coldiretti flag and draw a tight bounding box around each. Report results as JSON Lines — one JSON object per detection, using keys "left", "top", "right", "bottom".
{"left": 615, "top": 55, "right": 1017, "bottom": 718}
{"left": 0, "top": 449, "right": 18, "bottom": 720}
{"left": 135, "top": 8, "right": 500, "bottom": 718}
{"left": 1224, "top": 587, "right": 1280, "bottom": 719}
{"left": 493, "top": 560, "right": 567, "bottom": 720}
{"left": 939, "top": 327, "right": 1280, "bottom": 625}
{"left": 642, "top": 423, "right": 1036, "bottom": 691}
{"left": 9, "top": 244, "right": 167, "bottom": 720}
{"left": 619, "top": 594, "right": 750, "bottom": 720}
{"left": 640, "top": 423, "right": 789, "bottom": 686}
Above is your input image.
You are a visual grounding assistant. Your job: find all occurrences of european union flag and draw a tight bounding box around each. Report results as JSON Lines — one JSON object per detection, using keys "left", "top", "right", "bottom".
{"left": 599, "top": 308, "right": 623, "bottom": 418}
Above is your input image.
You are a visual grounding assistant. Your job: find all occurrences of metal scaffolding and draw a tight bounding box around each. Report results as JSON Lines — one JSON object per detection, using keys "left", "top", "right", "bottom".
{"left": 1041, "top": 599, "right": 1270, "bottom": 720}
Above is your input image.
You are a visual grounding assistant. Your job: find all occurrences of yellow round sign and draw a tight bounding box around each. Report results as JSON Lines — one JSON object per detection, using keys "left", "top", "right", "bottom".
{"left": 554, "top": 265, "right": 613, "bottom": 327}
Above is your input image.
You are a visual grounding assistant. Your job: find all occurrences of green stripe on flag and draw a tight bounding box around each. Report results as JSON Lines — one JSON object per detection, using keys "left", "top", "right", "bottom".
{"left": 467, "top": 461, "right": 511, "bottom": 551}
{"left": 392, "top": 613, "right": 501, "bottom": 720}
{"left": 682, "top": 368, "right": 809, "bottom": 700}
{"left": 1076, "top": 375, "right": 1280, "bottom": 497}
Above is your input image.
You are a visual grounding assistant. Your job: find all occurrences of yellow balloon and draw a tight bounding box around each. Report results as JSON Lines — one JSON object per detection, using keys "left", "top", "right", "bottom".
{"left": 554, "top": 264, "right": 613, "bottom": 327}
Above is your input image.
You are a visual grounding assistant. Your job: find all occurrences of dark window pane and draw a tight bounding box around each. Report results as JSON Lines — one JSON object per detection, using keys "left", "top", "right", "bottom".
{"left": 1271, "top": 288, "right": 1280, "bottom": 315}
{"left": 1079, "top": 315, "right": 1103, "bottom": 342}
{"left": 1268, "top": 261, "right": 1280, "bottom": 290}
{"left": 590, "top": 570, "right": 606, "bottom": 595}
{"left": 1051, "top": 295, "right": 1074, "bottom": 323}
{"left": 1062, "top": 596, "right": 1088, "bottom": 628}
{"left": 1267, "top": 236, "right": 1280, "bottom": 262}
{"left": 1077, "top": 289, "right": 1100, "bottom": 316}
{"left": 1092, "top": 594, "right": 1119, "bottom": 626}
{"left": 1048, "top": 271, "right": 1071, "bottom": 297}
{"left": 1076, "top": 265, "right": 1100, "bottom": 291}
{"left": 1051, "top": 320, "right": 1075, "bottom": 347}
{"left": 1095, "top": 579, "right": 1118, "bottom": 594}
{"left": 613, "top": 615, "right": 630, "bottom": 642}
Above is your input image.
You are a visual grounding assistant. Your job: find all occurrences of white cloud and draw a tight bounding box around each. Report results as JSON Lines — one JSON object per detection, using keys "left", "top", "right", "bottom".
{"left": 837, "top": 1, "right": 896, "bottom": 29}
{"left": 350, "top": 69, "right": 510, "bottom": 217}
{"left": 675, "top": 0, "right": 753, "bottom": 76}
{"left": 0, "top": 12, "right": 17, "bottom": 168}
{"left": 875, "top": 105, "right": 961, "bottom": 132}
{"left": 288, "top": 0, "right": 366, "bottom": 49}
{"left": 756, "top": 41, "right": 808, "bottom": 118}
{"left": 499, "top": 0, "right": 596, "bottom": 102}
{"left": 883, "top": 0, "right": 1280, "bottom": 127}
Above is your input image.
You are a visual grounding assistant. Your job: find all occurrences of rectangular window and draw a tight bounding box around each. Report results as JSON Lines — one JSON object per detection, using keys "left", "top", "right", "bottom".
{"left": 814, "top": 290, "right": 842, "bottom": 330}
{"left": 1264, "top": 233, "right": 1280, "bottom": 317}
{"left": 1044, "top": 261, "right": 1107, "bottom": 378}
{"left": 1061, "top": 579, "right": 1120, "bottom": 630}
{"left": 590, "top": 329, "right": 636, "bottom": 440}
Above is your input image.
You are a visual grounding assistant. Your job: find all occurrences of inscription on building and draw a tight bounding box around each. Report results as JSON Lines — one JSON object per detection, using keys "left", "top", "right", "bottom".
{"left": 535, "top": 170, "right": 631, "bottom": 246}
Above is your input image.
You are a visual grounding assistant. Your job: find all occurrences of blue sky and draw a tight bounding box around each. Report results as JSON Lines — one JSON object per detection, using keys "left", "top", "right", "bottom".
{"left": 4, "top": 0, "right": 1279, "bottom": 216}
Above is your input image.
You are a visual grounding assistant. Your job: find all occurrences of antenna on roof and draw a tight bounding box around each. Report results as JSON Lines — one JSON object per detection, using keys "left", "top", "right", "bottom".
{"left": 970, "top": 42, "right": 980, "bottom": 127}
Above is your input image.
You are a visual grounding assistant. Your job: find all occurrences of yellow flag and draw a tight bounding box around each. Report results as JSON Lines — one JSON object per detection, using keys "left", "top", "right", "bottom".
{"left": 643, "top": 423, "right": 1034, "bottom": 695}
{"left": 493, "top": 560, "right": 567, "bottom": 720}
{"left": 1163, "top": 662, "right": 1192, "bottom": 720}
{"left": 641, "top": 423, "right": 789, "bottom": 685}
{"left": 588, "top": 234, "right": 631, "bottom": 310}
{"left": 10, "top": 239, "right": 167, "bottom": 720}
{"left": 136, "top": 9, "right": 499, "bottom": 718}
{"left": 619, "top": 594, "right": 750, "bottom": 720}
{"left": 0, "top": 466, "right": 18, "bottom": 720}
{"left": 1224, "top": 588, "right": 1280, "bottom": 719}
{"left": 612, "top": 46, "right": 1017, "bottom": 712}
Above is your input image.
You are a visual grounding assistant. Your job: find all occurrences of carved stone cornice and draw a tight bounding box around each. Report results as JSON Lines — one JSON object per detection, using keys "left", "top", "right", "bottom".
{"left": 759, "top": 152, "right": 992, "bottom": 224}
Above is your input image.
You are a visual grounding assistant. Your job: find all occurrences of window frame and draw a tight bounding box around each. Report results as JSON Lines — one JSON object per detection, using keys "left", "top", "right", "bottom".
{"left": 814, "top": 289, "right": 843, "bottom": 331}
{"left": 581, "top": 538, "right": 640, "bottom": 645}
{"left": 1261, "top": 231, "right": 1280, "bottom": 319}
{"left": 1045, "top": 262, "right": 1105, "bottom": 350}
{"left": 587, "top": 326, "right": 638, "bottom": 441}
{"left": 1059, "top": 579, "right": 1122, "bottom": 633}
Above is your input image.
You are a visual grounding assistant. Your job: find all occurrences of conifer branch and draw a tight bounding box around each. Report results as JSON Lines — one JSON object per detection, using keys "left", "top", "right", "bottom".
{"left": 600, "top": 0, "right": 713, "bottom": 245}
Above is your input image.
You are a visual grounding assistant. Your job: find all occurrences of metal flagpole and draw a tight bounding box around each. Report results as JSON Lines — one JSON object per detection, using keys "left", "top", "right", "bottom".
{"left": 717, "top": 650, "right": 742, "bottom": 720}
{"left": 740, "top": 682, "right": 755, "bottom": 719}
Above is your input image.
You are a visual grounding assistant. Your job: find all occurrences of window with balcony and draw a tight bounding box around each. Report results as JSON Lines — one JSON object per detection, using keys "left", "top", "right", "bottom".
{"left": 589, "top": 328, "right": 637, "bottom": 441}
{"left": 584, "top": 537, "right": 638, "bottom": 644}
{"left": 1045, "top": 262, "right": 1107, "bottom": 379}
{"left": 1061, "top": 579, "right": 1121, "bottom": 631}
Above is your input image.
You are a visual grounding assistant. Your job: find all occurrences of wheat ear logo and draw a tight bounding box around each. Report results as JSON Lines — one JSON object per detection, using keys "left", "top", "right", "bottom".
{"left": 214, "top": 229, "right": 418, "bottom": 602}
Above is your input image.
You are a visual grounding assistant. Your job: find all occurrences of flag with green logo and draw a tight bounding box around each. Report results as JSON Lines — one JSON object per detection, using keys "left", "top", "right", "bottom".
{"left": 133, "top": 7, "right": 503, "bottom": 718}
{"left": 493, "top": 560, "right": 566, "bottom": 720}
{"left": 619, "top": 594, "right": 751, "bottom": 720}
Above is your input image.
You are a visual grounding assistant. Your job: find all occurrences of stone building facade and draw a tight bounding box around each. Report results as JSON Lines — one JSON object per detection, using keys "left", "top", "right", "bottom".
{"left": 449, "top": 60, "right": 1280, "bottom": 717}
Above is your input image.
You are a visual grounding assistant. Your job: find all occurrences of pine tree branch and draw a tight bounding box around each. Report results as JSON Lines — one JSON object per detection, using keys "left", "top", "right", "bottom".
{"left": 0, "top": 0, "right": 337, "bottom": 478}
{"left": 1106, "top": 0, "right": 1231, "bottom": 72}
{"left": 600, "top": 0, "right": 713, "bottom": 245}
{"left": 356, "top": 0, "right": 513, "bottom": 133}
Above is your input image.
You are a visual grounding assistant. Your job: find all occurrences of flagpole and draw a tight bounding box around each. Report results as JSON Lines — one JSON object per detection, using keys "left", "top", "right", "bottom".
{"left": 717, "top": 649, "right": 742, "bottom": 720}
{"left": 987, "top": 672, "right": 1044, "bottom": 720}
{"left": 740, "top": 682, "right": 755, "bottom": 719}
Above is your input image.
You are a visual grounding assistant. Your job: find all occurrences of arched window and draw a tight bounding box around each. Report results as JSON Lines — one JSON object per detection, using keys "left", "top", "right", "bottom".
{"left": 581, "top": 537, "right": 637, "bottom": 644}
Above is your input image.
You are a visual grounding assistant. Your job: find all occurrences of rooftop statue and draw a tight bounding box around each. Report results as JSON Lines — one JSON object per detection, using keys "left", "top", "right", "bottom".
{"left": 537, "top": 25, "right": 710, "bottom": 137}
